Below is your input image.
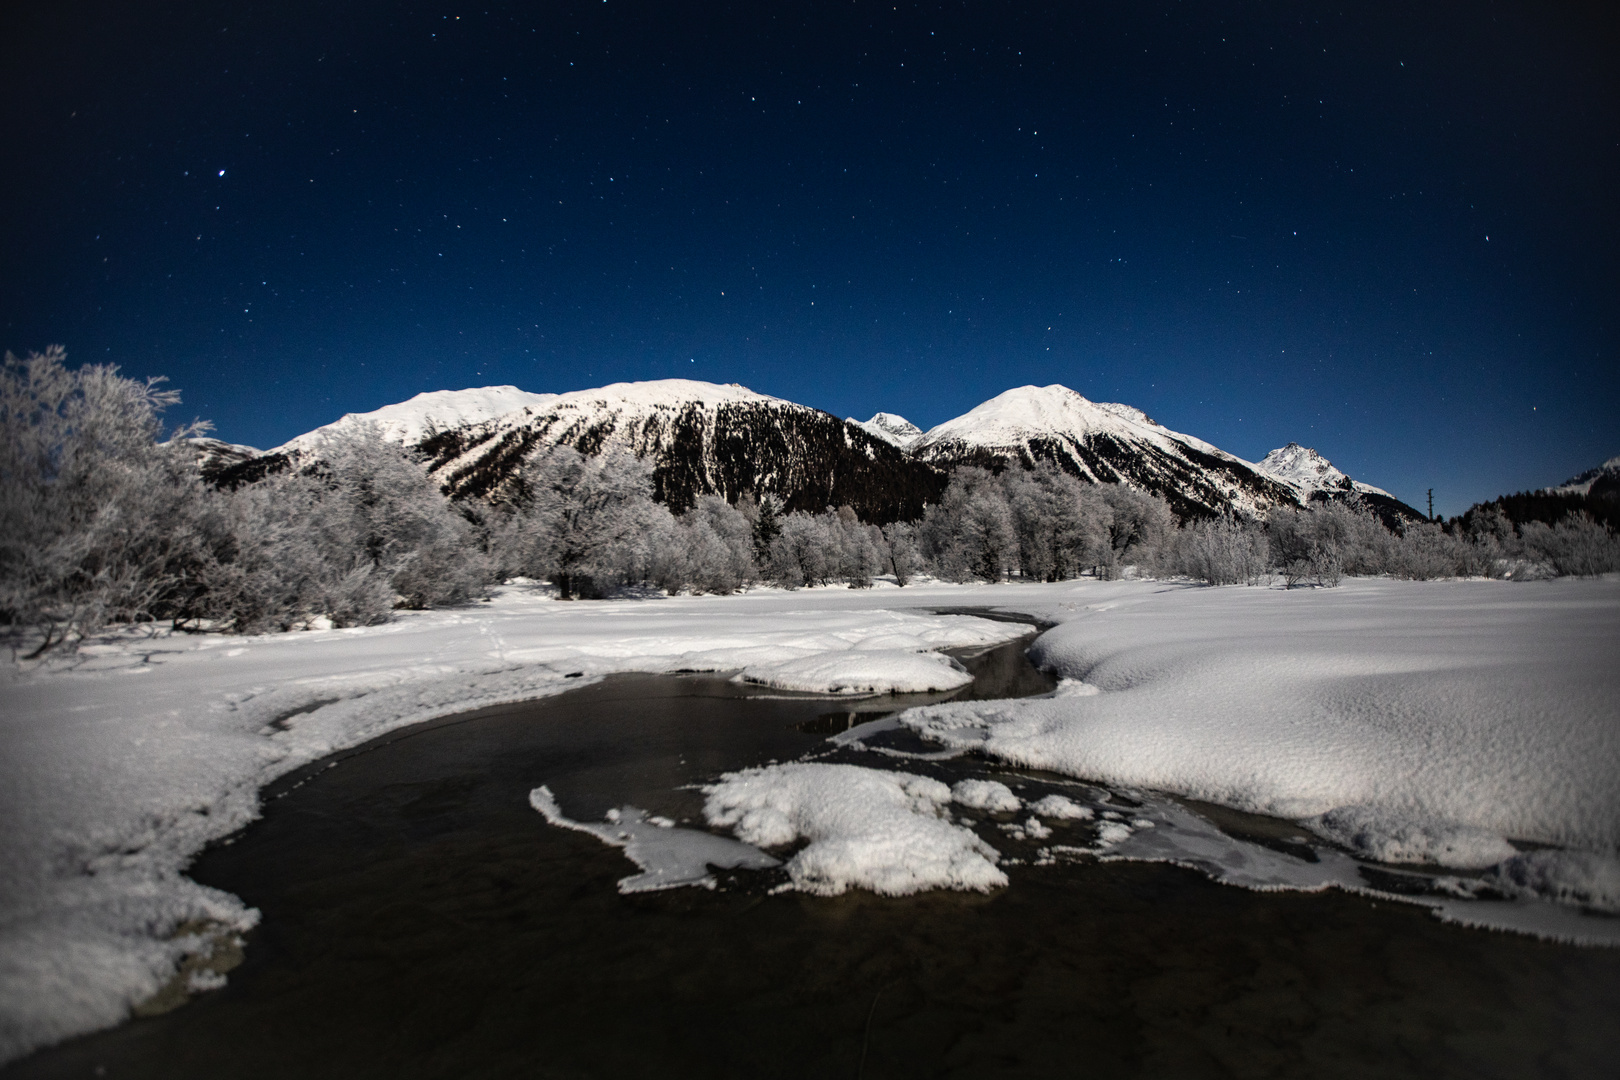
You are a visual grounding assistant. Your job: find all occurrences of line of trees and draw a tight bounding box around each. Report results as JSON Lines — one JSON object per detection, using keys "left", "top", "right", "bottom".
{"left": 5, "top": 349, "right": 1617, "bottom": 655}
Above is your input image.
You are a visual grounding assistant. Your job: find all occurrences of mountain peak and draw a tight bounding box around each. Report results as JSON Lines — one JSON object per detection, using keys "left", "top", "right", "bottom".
{"left": 854, "top": 412, "right": 924, "bottom": 449}
{"left": 1256, "top": 443, "right": 1350, "bottom": 491}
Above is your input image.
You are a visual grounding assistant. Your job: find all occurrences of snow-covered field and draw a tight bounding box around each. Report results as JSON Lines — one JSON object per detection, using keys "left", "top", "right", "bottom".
{"left": 3, "top": 575, "right": 1617, "bottom": 1063}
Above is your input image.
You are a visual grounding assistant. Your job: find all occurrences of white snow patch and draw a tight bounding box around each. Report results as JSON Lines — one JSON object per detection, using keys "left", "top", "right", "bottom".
{"left": 703, "top": 763, "right": 1006, "bottom": 896}
{"left": 529, "top": 786, "right": 779, "bottom": 892}
{"left": 735, "top": 649, "right": 972, "bottom": 695}
{"left": 950, "top": 778, "right": 1022, "bottom": 813}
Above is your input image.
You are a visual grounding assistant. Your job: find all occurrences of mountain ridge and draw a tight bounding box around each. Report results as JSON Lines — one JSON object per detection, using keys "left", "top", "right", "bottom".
{"left": 209, "top": 379, "right": 1422, "bottom": 523}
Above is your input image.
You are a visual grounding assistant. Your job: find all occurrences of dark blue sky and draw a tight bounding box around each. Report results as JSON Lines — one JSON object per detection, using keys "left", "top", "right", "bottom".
{"left": 4, "top": 1, "right": 1615, "bottom": 514}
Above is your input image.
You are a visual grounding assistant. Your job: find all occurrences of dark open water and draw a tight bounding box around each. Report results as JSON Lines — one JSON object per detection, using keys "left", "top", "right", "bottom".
{"left": 9, "top": 625, "right": 1619, "bottom": 1078}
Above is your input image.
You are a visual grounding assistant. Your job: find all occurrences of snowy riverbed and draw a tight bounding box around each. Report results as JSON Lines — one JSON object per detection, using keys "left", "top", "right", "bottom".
{"left": 2, "top": 575, "right": 1617, "bottom": 1063}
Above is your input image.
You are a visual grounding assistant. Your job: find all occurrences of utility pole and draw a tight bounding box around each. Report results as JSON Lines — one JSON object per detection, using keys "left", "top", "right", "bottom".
{"left": 1428, "top": 488, "right": 1434, "bottom": 520}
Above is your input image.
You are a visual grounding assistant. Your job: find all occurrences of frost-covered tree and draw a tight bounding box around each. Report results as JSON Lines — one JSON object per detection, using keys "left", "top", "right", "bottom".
{"left": 1, "top": 347, "right": 215, "bottom": 652}
{"left": 1091, "top": 485, "right": 1172, "bottom": 578}
{"left": 509, "top": 447, "right": 663, "bottom": 598}
{"left": 660, "top": 495, "right": 758, "bottom": 594}
{"left": 1004, "top": 462, "right": 1089, "bottom": 581}
{"left": 190, "top": 427, "right": 490, "bottom": 630}
{"left": 767, "top": 511, "right": 833, "bottom": 587}
{"left": 920, "top": 468, "right": 1017, "bottom": 582}
{"left": 879, "top": 520, "right": 922, "bottom": 586}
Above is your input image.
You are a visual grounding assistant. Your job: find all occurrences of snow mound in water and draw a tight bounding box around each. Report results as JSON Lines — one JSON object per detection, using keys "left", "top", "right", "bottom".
{"left": 703, "top": 763, "right": 1006, "bottom": 896}
{"left": 530, "top": 786, "right": 779, "bottom": 893}
{"left": 951, "top": 778, "right": 1022, "bottom": 812}
{"left": 1028, "top": 794, "right": 1093, "bottom": 820}
{"left": 1305, "top": 804, "right": 1518, "bottom": 870}
{"left": 735, "top": 649, "right": 972, "bottom": 694}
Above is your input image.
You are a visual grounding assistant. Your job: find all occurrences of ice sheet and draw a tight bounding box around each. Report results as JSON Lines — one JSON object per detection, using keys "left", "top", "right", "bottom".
{"left": 529, "top": 786, "right": 779, "bottom": 892}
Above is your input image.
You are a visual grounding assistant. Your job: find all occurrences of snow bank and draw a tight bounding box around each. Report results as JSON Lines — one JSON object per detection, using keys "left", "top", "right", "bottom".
{"left": 903, "top": 578, "right": 1620, "bottom": 906}
{"left": 735, "top": 649, "right": 972, "bottom": 694}
{"left": 703, "top": 763, "right": 1007, "bottom": 896}
{"left": 0, "top": 584, "right": 1027, "bottom": 1065}
{"left": 529, "top": 786, "right": 779, "bottom": 892}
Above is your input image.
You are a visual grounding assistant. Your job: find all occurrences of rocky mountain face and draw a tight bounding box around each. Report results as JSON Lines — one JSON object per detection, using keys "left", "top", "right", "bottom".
{"left": 221, "top": 378, "right": 1420, "bottom": 524}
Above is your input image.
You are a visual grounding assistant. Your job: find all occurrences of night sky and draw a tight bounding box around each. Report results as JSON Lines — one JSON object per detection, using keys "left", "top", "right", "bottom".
{"left": 4, "top": 2, "right": 1615, "bottom": 515}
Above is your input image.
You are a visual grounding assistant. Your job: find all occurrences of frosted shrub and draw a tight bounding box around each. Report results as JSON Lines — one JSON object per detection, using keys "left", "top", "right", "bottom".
{"left": 1174, "top": 516, "right": 1270, "bottom": 586}
{"left": 315, "top": 428, "right": 490, "bottom": 609}
{"left": 1386, "top": 521, "right": 1468, "bottom": 581}
{"left": 829, "top": 507, "right": 885, "bottom": 588}
{"left": 1520, "top": 515, "right": 1620, "bottom": 577}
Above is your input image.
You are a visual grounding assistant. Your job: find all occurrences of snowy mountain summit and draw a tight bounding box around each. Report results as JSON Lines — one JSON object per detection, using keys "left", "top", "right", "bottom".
{"left": 1256, "top": 443, "right": 1393, "bottom": 499}
{"left": 910, "top": 384, "right": 1301, "bottom": 519}
{"left": 853, "top": 412, "right": 924, "bottom": 450}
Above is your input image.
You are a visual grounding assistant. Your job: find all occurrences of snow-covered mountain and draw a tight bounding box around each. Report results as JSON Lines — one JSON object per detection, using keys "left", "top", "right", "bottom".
{"left": 273, "top": 386, "right": 559, "bottom": 455}
{"left": 237, "top": 378, "right": 1418, "bottom": 523}
{"left": 852, "top": 412, "right": 924, "bottom": 450}
{"left": 1545, "top": 456, "right": 1620, "bottom": 497}
{"left": 1254, "top": 442, "right": 1421, "bottom": 525}
{"left": 420, "top": 379, "right": 945, "bottom": 520}
{"left": 911, "top": 385, "right": 1306, "bottom": 519}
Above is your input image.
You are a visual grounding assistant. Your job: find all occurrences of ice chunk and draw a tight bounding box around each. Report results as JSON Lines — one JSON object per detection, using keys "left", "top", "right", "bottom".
{"left": 529, "top": 786, "right": 779, "bottom": 893}
{"left": 703, "top": 763, "right": 1006, "bottom": 896}
{"left": 1304, "top": 804, "right": 1518, "bottom": 870}
{"left": 951, "top": 778, "right": 1022, "bottom": 813}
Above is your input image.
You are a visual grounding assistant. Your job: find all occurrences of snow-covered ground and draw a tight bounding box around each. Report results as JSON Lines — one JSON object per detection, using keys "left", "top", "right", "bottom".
{"left": 3, "top": 575, "right": 1618, "bottom": 1063}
